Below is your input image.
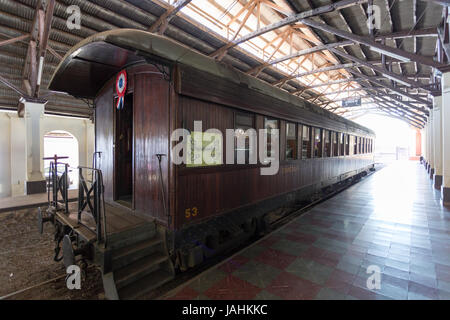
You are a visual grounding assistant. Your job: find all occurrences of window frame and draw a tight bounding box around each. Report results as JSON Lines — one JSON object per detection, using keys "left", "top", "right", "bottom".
{"left": 285, "top": 122, "right": 298, "bottom": 160}
{"left": 313, "top": 127, "right": 323, "bottom": 158}
{"left": 234, "top": 111, "right": 256, "bottom": 164}
{"left": 301, "top": 124, "right": 312, "bottom": 159}
{"left": 323, "top": 130, "right": 331, "bottom": 158}
{"left": 263, "top": 117, "right": 280, "bottom": 160}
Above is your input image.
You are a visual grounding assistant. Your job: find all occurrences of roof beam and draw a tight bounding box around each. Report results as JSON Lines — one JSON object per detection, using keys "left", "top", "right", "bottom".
{"left": 148, "top": 0, "right": 192, "bottom": 34}
{"left": 246, "top": 27, "right": 437, "bottom": 77}
{"left": 329, "top": 47, "right": 430, "bottom": 90}
{"left": 247, "top": 41, "right": 352, "bottom": 76}
{"left": 369, "top": 94, "right": 428, "bottom": 121}
{"left": 294, "top": 77, "right": 377, "bottom": 92}
{"left": 0, "top": 34, "right": 30, "bottom": 48}
{"left": 274, "top": 62, "right": 358, "bottom": 86}
{"left": 210, "top": 0, "right": 369, "bottom": 60}
{"left": 301, "top": 18, "right": 447, "bottom": 70}
{"left": 373, "top": 102, "right": 425, "bottom": 128}
{"left": 35, "top": 0, "right": 55, "bottom": 97}
{"left": 349, "top": 70, "right": 432, "bottom": 107}
{"left": 0, "top": 74, "right": 28, "bottom": 96}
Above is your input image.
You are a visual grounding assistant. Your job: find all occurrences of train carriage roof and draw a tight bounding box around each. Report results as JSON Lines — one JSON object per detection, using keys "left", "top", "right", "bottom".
{"left": 49, "top": 29, "right": 374, "bottom": 136}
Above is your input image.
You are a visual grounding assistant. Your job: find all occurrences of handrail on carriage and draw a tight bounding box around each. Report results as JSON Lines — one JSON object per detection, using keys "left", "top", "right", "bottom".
{"left": 77, "top": 165, "right": 108, "bottom": 248}
{"left": 46, "top": 160, "right": 70, "bottom": 214}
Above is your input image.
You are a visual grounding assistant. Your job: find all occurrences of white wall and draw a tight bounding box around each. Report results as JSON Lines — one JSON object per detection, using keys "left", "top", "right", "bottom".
{"left": 0, "top": 110, "right": 95, "bottom": 198}
{"left": 42, "top": 115, "right": 95, "bottom": 168}
{"left": 0, "top": 112, "right": 11, "bottom": 198}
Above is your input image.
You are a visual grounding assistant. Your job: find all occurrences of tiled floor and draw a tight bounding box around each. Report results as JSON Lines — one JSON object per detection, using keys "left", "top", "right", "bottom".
{"left": 164, "top": 161, "right": 450, "bottom": 300}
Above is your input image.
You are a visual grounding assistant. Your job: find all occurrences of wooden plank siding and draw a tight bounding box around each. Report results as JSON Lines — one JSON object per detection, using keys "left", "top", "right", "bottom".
{"left": 94, "top": 62, "right": 374, "bottom": 232}
{"left": 175, "top": 93, "right": 374, "bottom": 230}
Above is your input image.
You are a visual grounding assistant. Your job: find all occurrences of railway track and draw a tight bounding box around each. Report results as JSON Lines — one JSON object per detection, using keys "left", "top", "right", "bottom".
{"left": 0, "top": 266, "right": 101, "bottom": 300}
{"left": 0, "top": 274, "right": 68, "bottom": 300}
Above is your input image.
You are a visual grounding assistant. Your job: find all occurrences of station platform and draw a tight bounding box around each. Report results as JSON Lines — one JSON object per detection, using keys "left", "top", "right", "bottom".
{"left": 0, "top": 189, "right": 78, "bottom": 213}
{"left": 163, "top": 161, "right": 450, "bottom": 300}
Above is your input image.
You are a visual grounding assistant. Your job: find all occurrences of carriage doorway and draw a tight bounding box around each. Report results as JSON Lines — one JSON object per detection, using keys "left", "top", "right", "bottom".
{"left": 115, "top": 93, "right": 134, "bottom": 207}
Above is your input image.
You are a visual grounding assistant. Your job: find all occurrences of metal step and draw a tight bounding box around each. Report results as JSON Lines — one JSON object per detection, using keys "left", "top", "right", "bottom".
{"left": 112, "top": 237, "right": 163, "bottom": 270}
{"left": 114, "top": 252, "right": 169, "bottom": 289}
{"left": 118, "top": 269, "right": 174, "bottom": 300}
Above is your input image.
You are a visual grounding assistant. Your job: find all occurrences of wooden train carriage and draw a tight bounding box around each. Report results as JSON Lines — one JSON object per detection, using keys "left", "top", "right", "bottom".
{"left": 49, "top": 29, "right": 375, "bottom": 272}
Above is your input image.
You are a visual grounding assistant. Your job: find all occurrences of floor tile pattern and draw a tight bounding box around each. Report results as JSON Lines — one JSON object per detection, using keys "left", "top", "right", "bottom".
{"left": 165, "top": 162, "right": 450, "bottom": 300}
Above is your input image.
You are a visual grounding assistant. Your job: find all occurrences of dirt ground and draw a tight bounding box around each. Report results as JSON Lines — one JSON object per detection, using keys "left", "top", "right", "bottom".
{"left": 0, "top": 207, "right": 103, "bottom": 300}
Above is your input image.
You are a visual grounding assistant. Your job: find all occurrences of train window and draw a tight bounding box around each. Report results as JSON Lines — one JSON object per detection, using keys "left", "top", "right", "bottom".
{"left": 361, "top": 137, "right": 365, "bottom": 154}
{"left": 346, "top": 135, "right": 350, "bottom": 155}
{"left": 359, "top": 137, "right": 363, "bottom": 154}
{"left": 339, "top": 133, "right": 345, "bottom": 156}
{"left": 302, "top": 125, "right": 312, "bottom": 159}
{"left": 234, "top": 112, "right": 255, "bottom": 164}
{"left": 285, "top": 122, "right": 297, "bottom": 160}
{"left": 323, "top": 130, "right": 331, "bottom": 158}
{"left": 354, "top": 136, "right": 358, "bottom": 155}
{"left": 264, "top": 117, "right": 279, "bottom": 159}
{"left": 313, "top": 128, "right": 322, "bottom": 158}
{"left": 332, "top": 132, "right": 339, "bottom": 157}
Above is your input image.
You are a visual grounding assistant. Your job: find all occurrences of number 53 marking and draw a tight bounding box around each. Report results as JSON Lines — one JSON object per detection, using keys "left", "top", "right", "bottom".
{"left": 185, "top": 207, "right": 198, "bottom": 219}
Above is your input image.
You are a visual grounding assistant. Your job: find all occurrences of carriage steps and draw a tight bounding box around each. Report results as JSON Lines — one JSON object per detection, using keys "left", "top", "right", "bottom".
{"left": 101, "top": 223, "right": 175, "bottom": 300}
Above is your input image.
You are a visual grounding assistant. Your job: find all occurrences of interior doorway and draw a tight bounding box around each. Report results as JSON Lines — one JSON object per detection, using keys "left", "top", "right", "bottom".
{"left": 115, "top": 92, "right": 134, "bottom": 207}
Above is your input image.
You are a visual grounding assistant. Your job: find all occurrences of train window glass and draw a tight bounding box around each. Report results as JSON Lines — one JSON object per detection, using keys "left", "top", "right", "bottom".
{"left": 313, "top": 128, "right": 322, "bottom": 158}
{"left": 364, "top": 138, "right": 367, "bottom": 153}
{"left": 264, "top": 117, "right": 279, "bottom": 159}
{"left": 349, "top": 136, "right": 353, "bottom": 155}
{"left": 354, "top": 136, "right": 358, "bottom": 155}
{"left": 346, "top": 135, "right": 350, "bottom": 155}
{"left": 362, "top": 137, "right": 365, "bottom": 154}
{"left": 359, "top": 137, "right": 363, "bottom": 154}
{"left": 302, "top": 125, "right": 311, "bottom": 159}
{"left": 340, "top": 133, "right": 345, "bottom": 156}
{"left": 234, "top": 112, "right": 255, "bottom": 164}
{"left": 356, "top": 136, "right": 359, "bottom": 154}
{"left": 286, "top": 122, "right": 297, "bottom": 160}
{"left": 323, "top": 130, "right": 331, "bottom": 158}
{"left": 332, "top": 132, "right": 338, "bottom": 157}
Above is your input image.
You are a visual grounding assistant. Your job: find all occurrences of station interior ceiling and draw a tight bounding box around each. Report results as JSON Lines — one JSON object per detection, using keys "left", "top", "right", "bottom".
{"left": 0, "top": 0, "right": 448, "bottom": 128}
